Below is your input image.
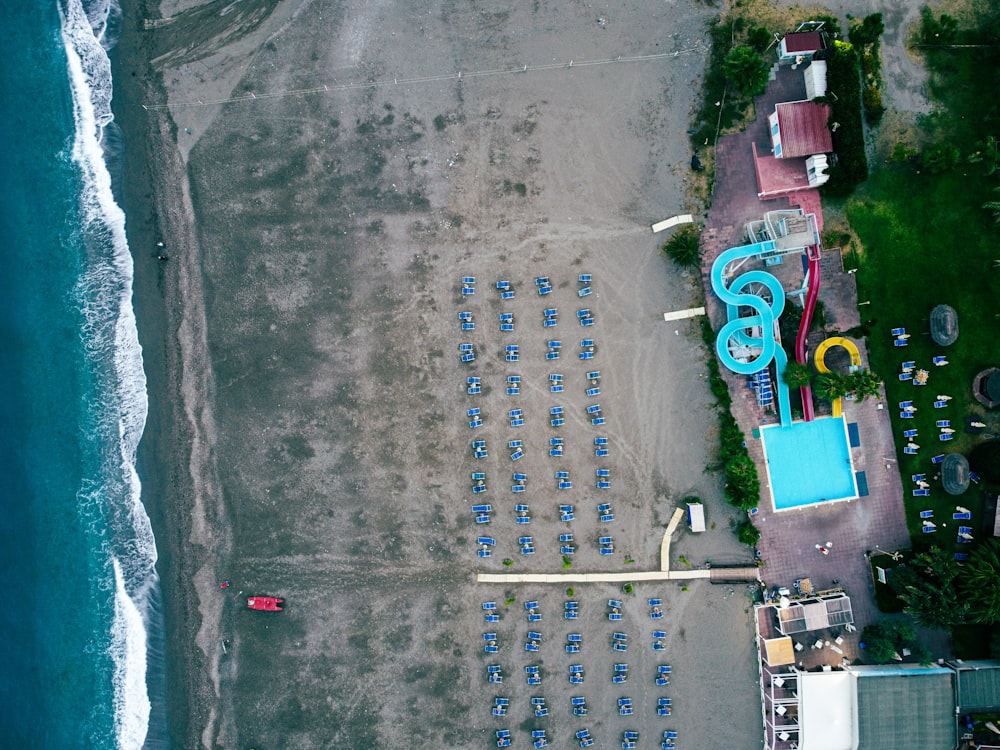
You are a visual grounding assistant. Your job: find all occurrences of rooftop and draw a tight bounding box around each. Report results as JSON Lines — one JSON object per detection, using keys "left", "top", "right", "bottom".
{"left": 775, "top": 101, "right": 833, "bottom": 158}
{"left": 852, "top": 665, "right": 956, "bottom": 750}
{"left": 954, "top": 660, "right": 1000, "bottom": 712}
{"left": 782, "top": 32, "right": 824, "bottom": 55}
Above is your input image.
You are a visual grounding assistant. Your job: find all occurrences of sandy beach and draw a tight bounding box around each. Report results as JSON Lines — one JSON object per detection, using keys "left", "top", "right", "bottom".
{"left": 118, "top": 0, "right": 767, "bottom": 746}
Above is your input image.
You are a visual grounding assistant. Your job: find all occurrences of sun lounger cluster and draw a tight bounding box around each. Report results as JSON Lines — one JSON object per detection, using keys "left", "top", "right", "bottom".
{"left": 891, "top": 327, "right": 909, "bottom": 346}
{"left": 508, "top": 407, "right": 524, "bottom": 427}
{"left": 598, "top": 502, "right": 614, "bottom": 522}
{"left": 580, "top": 338, "right": 596, "bottom": 360}
{"left": 652, "top": 630, "right": 666, "bottom": 650}
{"left": 622, "top": 729, "right": 638, "bottom": 748}
{"left": 572, "top": 695, "right": 588, "bottom": 716}
{"left": 471, "top": 471, "right": 487, "bottom": 493}
{"left": 749, "top": 369, "right": 773, "bottom": 408}
{"left": 506, "top": 374, "right": 520, "bottom": 395}
{"left": 588, "top": 402, "right": 605, "bottom": 426}
{"left": 519, "top": 535, "right": 535, "bottom": 555}
{"left": 492, "top": 695, "right": 508, "bottom": 715}
{"left": 487, "top": 664, "right": 504, "bottom": 684}
{"left": 509, "top": 439, "right": 524, "bottom": 461}
{"left": 536, "top": 276, "right": 553, "bottom": 295}
{"left": 531, "top": 725, "right": 549, "bottom": 746}
{"left": 496, "top": 728, "right": 512, "bottom": 747}
{"left": 560, "top": 533, "right": 575, "bottom": 555}
{"left": 656, "top": 665, "right": 672, "bottom": 686}
{"left": 468, "top": 407, "right": 483, "bottom": 429}
{"left": 578, "top": 273, "right": 592, "bottom": 297}
{"left": 483, "top": 601, "right": 500, "bottom": 622}
{"left": 612, "top": 631, "right": 628, "bottom": 651}
{"left": 596, "top": 468, "right": 611, "bottom": 490}
{"left": 578, "top": 308, "right": 595, "bottom": 327}
{"left": 658, "top": 696, "right": 673, "bottom": 716}
{"left": 472, "top": 504, "right": 492, "bottom": 525}
{"left": 569, "top": 664, "right": 584, "bottom": 684}
{"left": 958, "top": 525, "right": 974, "bottom": 544}
{"left": 618, "top": 696, "right": 633, "bottom": 715}
{"left": 484, "top": 632, "right": 499, "bottom": 653}
{"left": 525, "top": 664, "right": 541, "bottom": 685}
{"left": 458, "top": 310, "right": 475, "bottom": 330}
{"left": 549, "top": 372, "right": 564, "bottom": 393}
{"left": 515, "top": 503, "right": 531, "bottom": 523}
{"left": 467, "top": 376, "right": 481, "bottom": 395}
{"left": 462, "top": 276, "right": 476, "bottom": 296}
{"left": 547, "top": 339, "right": 561, "bottom": 360}
{"left": 600, "top": 535, "right": 614, "bottom": 555}
{"left": 550, "top": 405, "right": 565, "bottom": 427}
{"left": 576, "top": 727, "right": 594, "bottom": 747}
{"left": 595, "top": 435, "right": 609, "bottom": 457}
{"left": 564, "top": 600, "right": 579, "bottom": 619}
{"left": 524, "top": 600, "right": 541, "bottom": 622}
{"left": 613, "top": 662, "right": 628, "bottom": 683}
{"left": 550, "top": 436, "right": 564, "bottom": 457}
{"left": 499, "top": 311, "right": 515, "bottom": 332}
{"left": 496, "top": 279, "right": 515, "bottom": 300}
{"left": 649, "top": 598, "right": 664, "bottom": 619}
{"left": 525, "top": 630, "right": 542, "bottom": 651}
{"left": 512, "top": 472, "right": 527, "bottom": 493}
{"left": 608, "top": 599, "right": 624, "bottom": 621}
{"left": 472, "top": 439, "right": 488, "bottom": 459}
{"left": 505, "top": 344, "right": 519, "bottom": 362}
{"left": 459, "top": 342, "right": 476, "bottom": 363}
{"left": 566, "top": 632, "right": 582, "bottom": 653}
{"left": 560, "top": 504, "right": 574, "bottom": 522}
{"left": 662, "top": 729, "right": 679, "bottom": 748}
{"left": 555, "top": 470, "right": 572, "bottom": 490}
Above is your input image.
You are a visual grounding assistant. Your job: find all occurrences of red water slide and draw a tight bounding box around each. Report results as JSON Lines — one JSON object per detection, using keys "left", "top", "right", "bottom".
{"left": 795, "top": 246, "right": 822, "bottom": 422}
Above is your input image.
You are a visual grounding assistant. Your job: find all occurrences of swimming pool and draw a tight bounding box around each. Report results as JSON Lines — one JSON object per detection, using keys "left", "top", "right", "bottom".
{"left": 760, "top": 417, "right": 858, "bottom": 511}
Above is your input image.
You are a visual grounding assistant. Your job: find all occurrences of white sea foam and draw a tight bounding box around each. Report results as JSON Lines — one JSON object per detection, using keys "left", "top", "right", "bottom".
{"left": 59, "top": 0, "right": 156, "bottom": 747}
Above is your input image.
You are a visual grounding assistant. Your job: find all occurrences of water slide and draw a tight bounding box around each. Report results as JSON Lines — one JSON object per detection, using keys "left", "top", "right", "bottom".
{"left": 710, "top": 241, "right": 792, "bottom": 427}
{"left": 795, "top": 246, "right": 822, "bottom": 421}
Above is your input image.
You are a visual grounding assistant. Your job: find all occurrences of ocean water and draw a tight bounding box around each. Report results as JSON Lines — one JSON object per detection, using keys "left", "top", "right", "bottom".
{"left": 0, "top": 1, "right": 160, "bottom": 746}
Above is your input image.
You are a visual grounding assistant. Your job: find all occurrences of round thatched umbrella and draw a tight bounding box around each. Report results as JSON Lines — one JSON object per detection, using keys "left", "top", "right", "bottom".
{"left": 973, "top": 367, "right": 1000, "bottom": 408}
{"left": 941, "top": 453, "right": 970, "bottom": 496}
{"left": 930, "top": 304, "right": 959, "bottom": 346}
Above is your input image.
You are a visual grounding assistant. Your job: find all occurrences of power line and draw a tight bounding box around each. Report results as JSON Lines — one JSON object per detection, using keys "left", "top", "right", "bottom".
{"left": 141, "top": 47, "right": 707, "bottom": 111}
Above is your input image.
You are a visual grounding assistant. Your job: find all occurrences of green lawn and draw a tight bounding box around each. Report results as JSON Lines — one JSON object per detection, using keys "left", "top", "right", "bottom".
{"left": 841, "top": 8, "right": 1000, "bottom": 553}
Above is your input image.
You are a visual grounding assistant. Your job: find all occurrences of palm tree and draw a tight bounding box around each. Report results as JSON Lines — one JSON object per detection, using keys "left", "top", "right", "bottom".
{"left": 848, "top": 368, "right": 882, "bottom": 402}
{"left": 961, "top": 539, "right": 1000, "bottom": 623}
{"left": 890, "top": 547, "right": 968, "bottom": 629}
{"left": 662, "top": 226, "right": 703, "bottom": 268}
{"left": 813, "top": 372, "right": 850, "bottom": 401}
{"left": 782, "top": 362, "right": 813, "bottom": 388}
{"left": 984, "top": 187, "right": 1000, "bottom": 224}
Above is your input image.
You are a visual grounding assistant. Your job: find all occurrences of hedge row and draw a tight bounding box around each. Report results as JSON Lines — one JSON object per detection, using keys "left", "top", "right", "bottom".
{"left": 820, "top": 41, "right": 869, "bottom": 196}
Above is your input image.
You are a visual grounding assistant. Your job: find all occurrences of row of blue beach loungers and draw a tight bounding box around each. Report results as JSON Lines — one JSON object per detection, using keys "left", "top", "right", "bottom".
{"left": 749, "top": 370, "right": 773, "bottom": 408}
{"left": 497, "top": 727, "right": 676, "bottom": 749}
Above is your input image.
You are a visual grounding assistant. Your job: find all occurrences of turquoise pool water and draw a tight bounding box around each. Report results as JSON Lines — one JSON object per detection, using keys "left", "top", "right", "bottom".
{"left": 761, "top": 417, "right": 858, "bottom": 511}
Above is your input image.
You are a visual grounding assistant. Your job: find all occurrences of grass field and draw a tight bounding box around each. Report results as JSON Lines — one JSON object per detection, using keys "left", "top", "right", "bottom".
{"left": 844, "top": 18, "right": 1000, "bottom": 549}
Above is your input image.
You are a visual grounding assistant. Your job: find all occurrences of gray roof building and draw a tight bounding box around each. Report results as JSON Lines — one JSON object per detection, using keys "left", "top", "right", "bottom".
{"left": 853, "top": 665, "right": 956, "bottom": 750}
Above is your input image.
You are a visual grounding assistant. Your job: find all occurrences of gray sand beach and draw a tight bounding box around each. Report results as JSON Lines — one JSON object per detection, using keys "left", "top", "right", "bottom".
{"left": 112, "top": 0, "right": 869, "bottom": 746}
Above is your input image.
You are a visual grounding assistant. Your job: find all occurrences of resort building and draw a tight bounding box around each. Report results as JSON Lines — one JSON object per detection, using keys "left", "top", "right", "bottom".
{"left": 777, "top": 31, "right": 825, "bottom": 64}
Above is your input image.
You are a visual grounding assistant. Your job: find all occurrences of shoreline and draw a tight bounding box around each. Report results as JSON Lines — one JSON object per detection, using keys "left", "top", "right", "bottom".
{"left": 111, "top": 2, "right": 222, "bottom": 746}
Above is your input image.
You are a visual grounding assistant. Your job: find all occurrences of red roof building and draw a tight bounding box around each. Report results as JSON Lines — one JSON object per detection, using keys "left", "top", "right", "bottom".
{"left": 768, "top": 101, "right": 832, "bottom": 159}
{"left": 778, "top": 32, "right": 824, "bottom": 61}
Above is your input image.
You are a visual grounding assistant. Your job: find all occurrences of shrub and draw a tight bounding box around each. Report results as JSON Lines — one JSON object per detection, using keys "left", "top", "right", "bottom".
{"left": 737, "top": 519, "right": 761, "bottom": 546}
{"left": 821, "top": 41, "right": 869, "bottom": 196}
{"left": 920, "top": 143, "right": 961, "bottom": 174}
{"left": 662, "top": 225, "right": 703, "bottom": 268}
{"left": 849, "top": 13, "right": 885, "bottom": 46}
{"left": 723, "top": 46, "right": 770, "bottom": 97}
{"left": 863, "top": 86, "right": 885, "bottom": 124}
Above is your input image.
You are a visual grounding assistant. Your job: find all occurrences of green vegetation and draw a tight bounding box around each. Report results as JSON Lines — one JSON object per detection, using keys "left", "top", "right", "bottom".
{"left": 847, "top": 5, "right": 1000, "bottom": 548}
{"left": 562, "top": 555, "right": 572, "bottom": 569}
{"left": 850, "top": 13, "right": 886, "bottom": 124}
{"left": 724, "top": 46, "right": 770, "bottom": 97}
{"left": 566, "top": 587, "right": 574, "bottom": 597}
{"left": 820, "top": 40, "right": 868, "bottom": 195}
{"left": 860, "top": 619, "right": 931, "bottom": 665}
{"left": 622, "top": 582, "right": 634, "bottom": 594}
{"left": 736, "top": 519, "right": 761, "bottom": 547}
{"left": 700, "top": 318, "right": 761, "bottom": 511}
{"left": 661, "top": 225, "right": 703, "bottom": 268}
{"left": 781, "top": 361, "right": 812, "bottom": 389}
{"left": 810, "top": 369, "right": 882, "bottom": 403}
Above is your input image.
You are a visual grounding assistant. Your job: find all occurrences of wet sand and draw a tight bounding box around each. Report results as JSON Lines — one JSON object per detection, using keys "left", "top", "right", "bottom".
{"left": 119, "top": 0, "right": 769, "bottom": 746}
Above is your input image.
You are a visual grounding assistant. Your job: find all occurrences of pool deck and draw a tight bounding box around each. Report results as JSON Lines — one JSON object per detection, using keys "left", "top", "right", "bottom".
{"left": 700, "top": 64, "right": 911, "bottom": 632}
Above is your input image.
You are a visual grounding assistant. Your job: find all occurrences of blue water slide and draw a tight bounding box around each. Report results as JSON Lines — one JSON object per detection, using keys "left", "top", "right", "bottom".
{"left": 710, "top": 242, "right": 792, "bottom": 426}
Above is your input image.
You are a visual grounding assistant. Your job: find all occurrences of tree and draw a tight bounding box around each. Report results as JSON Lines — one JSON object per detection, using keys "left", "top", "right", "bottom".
{"left": 724, "top": 46, "right": 769, "bottom": 97}
{"left": 850, "top": 13, "right": 885, "bottom": 46}
{"left": 862, "top": 620, "right": 920, "bottom": 663}
{"left": 724, "top": 454, "right": 761, "bottom": 510}
{"left": 662, "top": 226, "right": 703, "bottom": 268}
{"left": 983, "top": 187, "right": 1000, "bottom": 224}
{"left": 736, "top": 519, "right": 761, "bottom": 547}
{"left": 813, "top": 372, "right": 850, "bottom": 401}
{"left": 890, "top": 547, "right": 968, "bottom": 629}
{"left": 782, "top": 362, "right": 813, "bottom": 388}
{"left": 848, "top": 368, "right": 882, "bottom": 401}
{"left": 961, "top": 539, "right": 1000, "bottom": 624}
